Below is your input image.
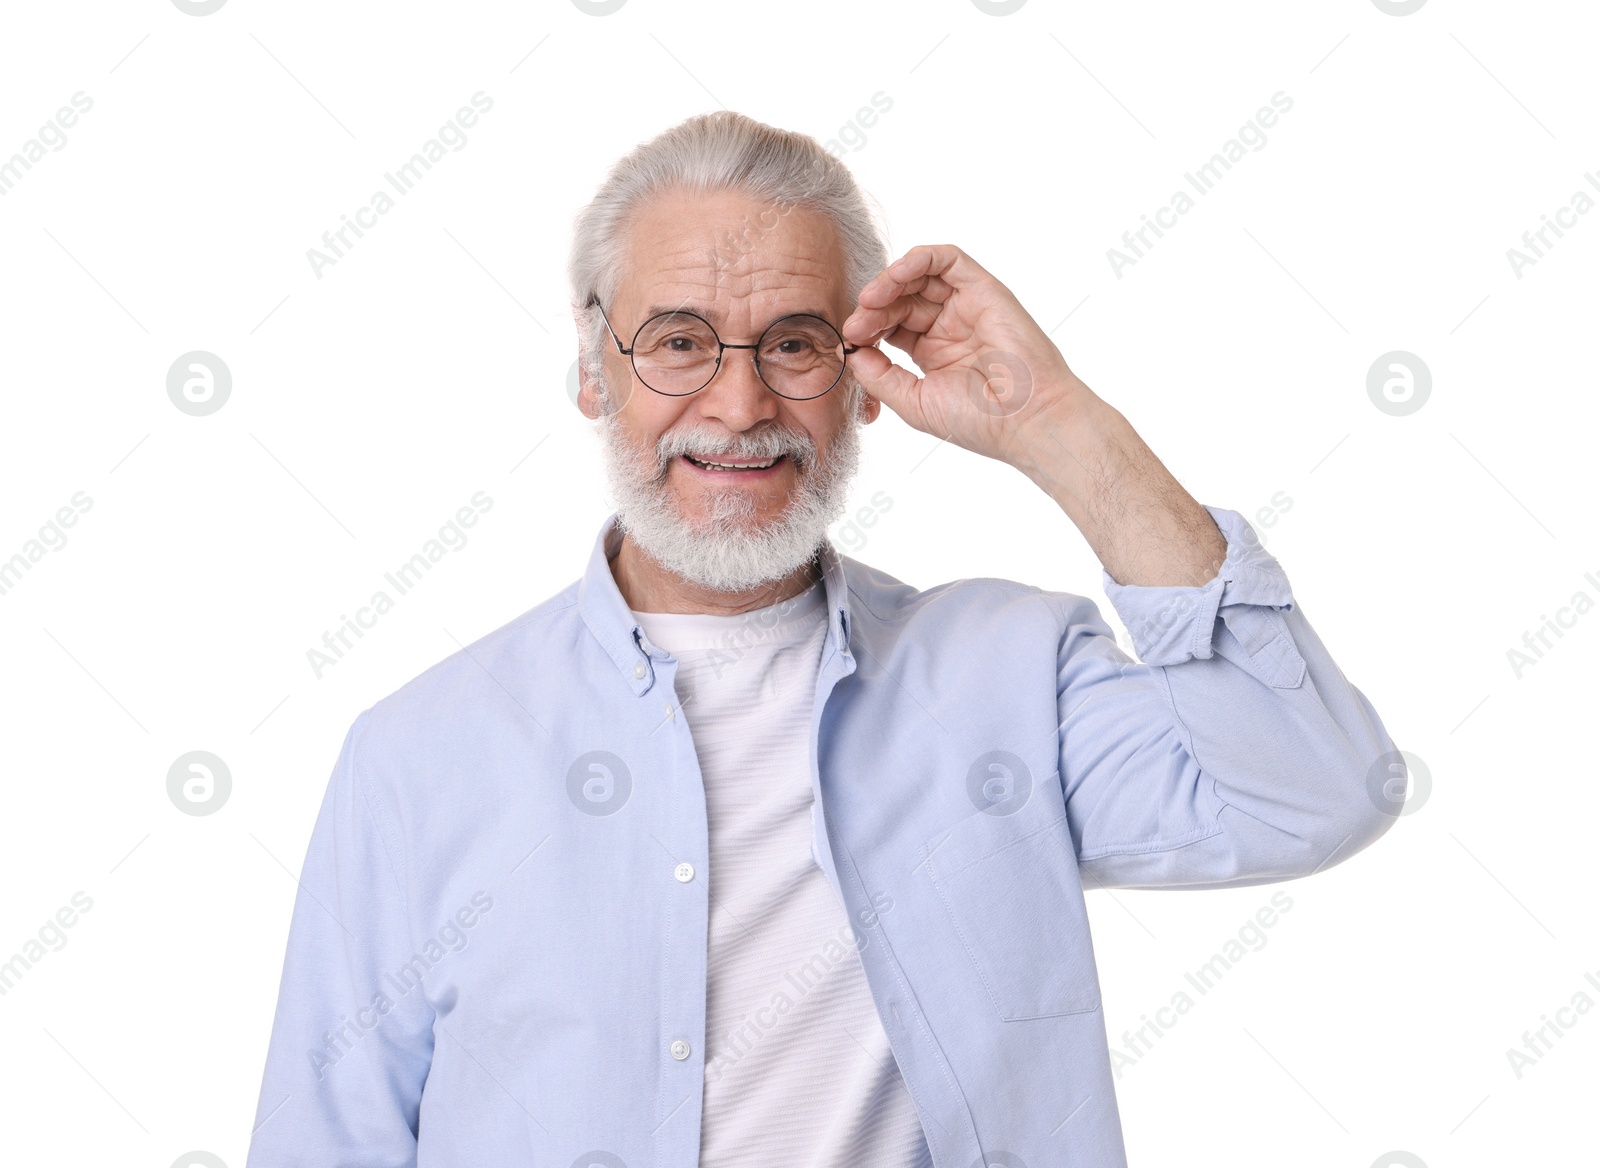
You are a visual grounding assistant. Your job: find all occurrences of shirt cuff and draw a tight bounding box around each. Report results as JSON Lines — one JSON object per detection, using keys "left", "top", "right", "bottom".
{"left": 1101, "top": 505, "right": 1301, "bottom": 682}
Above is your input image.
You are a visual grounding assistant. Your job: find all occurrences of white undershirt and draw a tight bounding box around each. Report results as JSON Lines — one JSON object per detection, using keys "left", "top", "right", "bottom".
{"left": 632, "top": 581, "right": 931, "bottom": 1168}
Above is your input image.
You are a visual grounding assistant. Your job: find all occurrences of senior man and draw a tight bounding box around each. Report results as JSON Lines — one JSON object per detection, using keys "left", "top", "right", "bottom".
{"left": 248, "top": 111, "right": 1402, "bottom": 1168}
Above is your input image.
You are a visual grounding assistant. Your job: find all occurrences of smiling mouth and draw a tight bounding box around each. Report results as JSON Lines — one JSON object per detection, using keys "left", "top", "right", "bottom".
{"left": 681, "top": 453, "right": 786, "bottom": 473}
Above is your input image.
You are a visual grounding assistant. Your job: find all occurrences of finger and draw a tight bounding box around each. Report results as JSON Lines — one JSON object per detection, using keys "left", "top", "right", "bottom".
{"left": 854, "top": 270, "right": 958, "bottom": 310}
{"left": 864, "top": 245, "right": 993, "bottom": 302}
{"left": 876, "top": 323, "right": 922, "bottom": 358}
{"left": 843, "top": 281, "right": 951, "bottom": 344}
{"left": 909, "top": 274, "right": 957, "bottom": 304}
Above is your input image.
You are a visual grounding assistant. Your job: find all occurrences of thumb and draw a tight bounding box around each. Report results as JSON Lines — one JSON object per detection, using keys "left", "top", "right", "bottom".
{"left": 847, "top": 346, "right": 925, "bottom": 428}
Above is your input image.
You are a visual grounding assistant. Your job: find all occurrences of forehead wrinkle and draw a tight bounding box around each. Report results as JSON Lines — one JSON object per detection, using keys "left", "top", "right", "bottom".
{"left": 657, "top": 251, "right": 842, "bottom": 315}
{"left": 622, "top": 204, "right": 848, "bottom": 323}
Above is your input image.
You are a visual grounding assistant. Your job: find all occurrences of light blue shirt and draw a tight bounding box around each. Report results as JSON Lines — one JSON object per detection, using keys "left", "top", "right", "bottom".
{"left": 247, "top": 504, "right": 1400, "bottom": 1168}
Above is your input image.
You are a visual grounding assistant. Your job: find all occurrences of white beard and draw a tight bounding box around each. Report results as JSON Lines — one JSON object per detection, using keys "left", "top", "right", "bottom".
{"left": 597, "top": 394, "right": 862, "bottom": 593}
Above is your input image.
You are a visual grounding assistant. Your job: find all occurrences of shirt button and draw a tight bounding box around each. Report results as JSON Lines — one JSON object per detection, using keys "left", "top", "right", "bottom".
{"left": 674, "top": 862, "right": 694, "bottom": 883}
{"left": 633, "top": 661, "right": 647, "bottom": 679}
{"left": 670, "top": 1039, "right": 691, "bottom": 1060}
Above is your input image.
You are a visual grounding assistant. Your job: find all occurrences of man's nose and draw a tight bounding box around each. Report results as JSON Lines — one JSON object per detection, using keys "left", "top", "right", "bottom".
{"left": 694, "top": 346, "right": 779, "bottom": 431}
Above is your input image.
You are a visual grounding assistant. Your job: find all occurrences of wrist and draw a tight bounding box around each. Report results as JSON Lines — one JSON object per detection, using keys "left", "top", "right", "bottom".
{"left": 1005, "top": 375, "right": 1124, "bottom": 490}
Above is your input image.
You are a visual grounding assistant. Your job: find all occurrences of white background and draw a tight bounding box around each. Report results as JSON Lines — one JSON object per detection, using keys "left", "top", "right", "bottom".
{"left": 1, "top": 1, "right": 1595, "bottom": 1165}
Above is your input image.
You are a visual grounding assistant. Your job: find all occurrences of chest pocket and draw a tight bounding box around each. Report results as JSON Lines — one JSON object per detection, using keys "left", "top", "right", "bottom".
{"left": 922, "top": 794, "right": 1102, "bottom": 1021}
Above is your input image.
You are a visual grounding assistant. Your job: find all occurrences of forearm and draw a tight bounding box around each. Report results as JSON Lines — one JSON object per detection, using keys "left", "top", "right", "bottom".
{"left": 1063, "top": 502, "right": 1402, "bottom": 888}
{"left": 1009, "top": 374, "right": 1226, "bottom": 588}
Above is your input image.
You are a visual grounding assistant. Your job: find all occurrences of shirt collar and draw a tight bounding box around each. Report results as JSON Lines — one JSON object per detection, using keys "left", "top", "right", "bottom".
{"left": 576, "top": 511, "right": 853, "bottom": 695}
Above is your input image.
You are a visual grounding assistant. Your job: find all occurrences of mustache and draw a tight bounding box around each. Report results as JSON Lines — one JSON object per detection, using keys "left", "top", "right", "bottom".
{"left": 653, "top": 424, "right": 816, "bottom": 469}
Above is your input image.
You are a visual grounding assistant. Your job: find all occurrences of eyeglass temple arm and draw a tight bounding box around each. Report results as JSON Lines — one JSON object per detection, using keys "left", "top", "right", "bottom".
{"left": 590, "top": 300, "right": 631, "bottom": 355}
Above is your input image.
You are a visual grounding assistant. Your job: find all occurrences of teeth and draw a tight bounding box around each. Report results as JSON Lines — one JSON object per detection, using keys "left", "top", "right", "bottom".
{"left": 687, "top": 455, "right": 778, "bottom": 470}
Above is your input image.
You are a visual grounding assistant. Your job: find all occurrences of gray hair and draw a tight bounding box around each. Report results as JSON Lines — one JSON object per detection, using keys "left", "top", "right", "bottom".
{"left": 566, "top": 110, "right": 889, "bottom": 411}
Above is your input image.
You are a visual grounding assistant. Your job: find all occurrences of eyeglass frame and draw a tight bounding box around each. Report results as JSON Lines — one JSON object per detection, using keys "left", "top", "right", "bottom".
{"left": 589, "top": 299, "right": 860, "bottom": 400}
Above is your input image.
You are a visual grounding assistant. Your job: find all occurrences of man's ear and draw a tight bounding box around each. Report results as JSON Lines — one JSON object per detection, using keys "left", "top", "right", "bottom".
{"left": 575, "top": 362, "right": 606, "bottom": 419}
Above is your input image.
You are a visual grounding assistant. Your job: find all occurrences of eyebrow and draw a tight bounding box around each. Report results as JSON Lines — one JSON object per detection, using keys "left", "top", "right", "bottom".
{"left": 640, "top": 303, "right": 839, "bottom": 328}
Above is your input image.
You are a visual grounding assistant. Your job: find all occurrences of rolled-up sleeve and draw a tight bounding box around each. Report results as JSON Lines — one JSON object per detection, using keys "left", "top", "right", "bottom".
{"left": 247, "top": 710, "right": 435, "bottom": 1167}
{"left": 1057, "top": 504, "right": 1402, "bottom": 891}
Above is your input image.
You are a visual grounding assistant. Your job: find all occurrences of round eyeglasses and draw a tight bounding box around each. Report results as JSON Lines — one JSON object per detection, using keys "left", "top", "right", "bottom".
{"left": 592, "top": 301, "right": 859, "bottom": 401}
